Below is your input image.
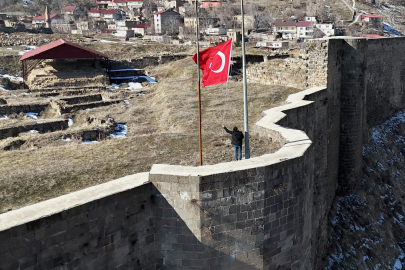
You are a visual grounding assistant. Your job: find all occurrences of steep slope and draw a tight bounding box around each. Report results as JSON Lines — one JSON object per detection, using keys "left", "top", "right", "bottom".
{"left": 326, "top": 112, "right": 405, "bottom": 269}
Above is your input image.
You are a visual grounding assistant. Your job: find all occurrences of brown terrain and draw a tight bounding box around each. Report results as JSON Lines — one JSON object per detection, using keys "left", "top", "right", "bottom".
{"left": 0, "top": 34, "right": 303, "bottom": 213}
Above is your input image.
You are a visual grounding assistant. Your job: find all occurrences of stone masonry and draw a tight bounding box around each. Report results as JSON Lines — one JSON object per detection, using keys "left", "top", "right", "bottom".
{"left": 1, "top": 37, "right": 405, "bottom": 269}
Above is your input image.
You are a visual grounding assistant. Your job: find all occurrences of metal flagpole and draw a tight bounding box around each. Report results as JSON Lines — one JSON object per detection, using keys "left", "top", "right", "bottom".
{"left": 196, "top": 0, "right": 203, "bottom": 166}
{"left": 241, "top": 0, "right": 250, "bottom": 159}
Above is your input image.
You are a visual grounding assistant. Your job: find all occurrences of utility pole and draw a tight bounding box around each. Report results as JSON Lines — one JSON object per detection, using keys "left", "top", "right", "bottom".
{"left": 241, "top": 0, "right": 250, "bottom": 159}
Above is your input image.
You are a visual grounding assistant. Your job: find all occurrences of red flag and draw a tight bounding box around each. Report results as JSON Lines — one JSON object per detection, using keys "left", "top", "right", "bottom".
{"left": 193, "top": 38, "right": 232, "bottom": 88}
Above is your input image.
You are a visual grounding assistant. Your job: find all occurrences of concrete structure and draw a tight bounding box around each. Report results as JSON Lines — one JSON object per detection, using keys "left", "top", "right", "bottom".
{"left": 2, "top": 37, "right": 405, "bottom": 269}
{"left": 101, "top": 9, "right": 125, "bottom": 22}
{"left": 274, "top": 19, "right": 297, "bottom": 39}
{"left": 88, "top": 8, "right": 106, "bottom": 19}
{"left": 153, "top": 9, "right": 181, "bottom": 34}
{"left": 256, "top": 40, "right": 289, "bottom": 48}
{"left": 201, "top": 0, "right": 222, "bottom": 8}
{"left": 61, "top": 6, "right": 77, "bottom": 15}
{"left": 296, "top": 21, "right": 313, "bottom": 39}
{"left": 132, "top": 22, "right": 151, "bottom": 36}
{"left": 31, "top": 14, "right": 62, "bottom": 26}
{"left": 232, "top": 15, "right": 254, "bottom": 29}
{"left": 127, "top": 0, "right": 143, "bottom": 8}
{"left": 315, "top": 23, "right": 336, "bottom": 36}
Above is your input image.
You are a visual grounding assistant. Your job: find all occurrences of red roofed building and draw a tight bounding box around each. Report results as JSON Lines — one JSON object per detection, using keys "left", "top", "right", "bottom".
{"left": 360, "top": 14, "right": 383, "bottom": 26}
{"left": 19, "top": 39, "right": 110, "bottom": 85}
{"left": 296, "top": 21, "right": 313, "bottom": 39}
{"left": 31, "top": 14, "right": 63, "bottom": 25}
{"left": 97, "top": 0, "right": 112, "bottom": 8}
{"left": 61, "top": 6, "right": 77, "bottom": 15}
{"left": 274, "top": 19, "right": 297, "bottom": 39}
{"left": 132, "top": 22, "right": 152, "bottom": 36}
{"left": 153, "top": 9, "right": 181, "bottom": 34}
{"left": 101, "top": 9, "right": 124, "bottom": 22}
{"left": 88, "top": 8, "right": 106, "bottom": 19}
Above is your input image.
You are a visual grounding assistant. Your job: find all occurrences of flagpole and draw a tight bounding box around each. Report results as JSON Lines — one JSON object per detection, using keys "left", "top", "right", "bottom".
{"left": 196, "top": 0, "right": 203, "bottom": 166}
{"left": 241, "top": 0, "right": 250, "bottom": 159}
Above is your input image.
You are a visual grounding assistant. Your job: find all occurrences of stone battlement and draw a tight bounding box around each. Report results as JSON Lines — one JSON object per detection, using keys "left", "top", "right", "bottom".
{"left": 1, "top": 36, "right": 405, "bottom": 269}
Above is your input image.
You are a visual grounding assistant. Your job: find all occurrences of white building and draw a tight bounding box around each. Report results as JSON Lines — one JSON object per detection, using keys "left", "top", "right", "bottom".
{"left": 31, "top": 14, "right": 63, "bottom": 25}
{"left": 88, "top": 8, "right": 106, "bottom": 19}
{"left": 296, "top": 21, "right": 314, "bottom": 39}
{"left": 204, "top": 26, "right": 226, "bottom": 36}
{"left": 315, "top": 23, "right": 336, "bottom": 36}
{"left": 101, "top": 9, "right": 125, "bottom": 23}
{"left": 256, "top": 41, "right": 289, "bottom": 48}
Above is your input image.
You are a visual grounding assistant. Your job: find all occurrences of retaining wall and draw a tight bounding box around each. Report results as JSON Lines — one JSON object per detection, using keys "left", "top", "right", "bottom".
{"left": 1, "top": 37, "right": 405, "bottom": 269}
{"left": 0, "top": 119, "right": 69, "bottom": 140}
{"left": 0, "top": 103, "right": 49, "bottom": 115}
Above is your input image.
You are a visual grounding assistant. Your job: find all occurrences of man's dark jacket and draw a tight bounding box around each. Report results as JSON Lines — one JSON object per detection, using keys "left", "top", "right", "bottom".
{"left": 224, "top": 127, "right": 244, "bottom": 146}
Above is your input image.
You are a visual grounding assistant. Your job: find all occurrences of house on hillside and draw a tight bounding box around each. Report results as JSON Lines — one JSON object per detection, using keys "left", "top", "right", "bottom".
{"left": 184, "top": 16, "right": 219, "bottom": 28}
{"left": 109, "top": 0, "right": 128, "bottom": 8}
{"left": 101, "top": 9, "right": 125, "bottom": 23}
{"left": 201, "top": 0, "right": 222, "bottom": 8}
{"left": 274, "top": 19, "right": 296, "bottom": 39}
{"left": 256, "top": 40, "right": 289, "bottom": 49}
{"left": 360, "top": 14, "right": 383, "bottom": 28}
{"left": 315, "top": 23, "right": 336, "bottom": 36}
{"left": 31, "top": 14, "right": 63, "bottom": 25}
{"left": 97, "top": 0, "right": 112, "bottom": 8}
{"left": 88, "top": 8, "right": 106, "bottom": 19}
{"left": 153, "top": 9, "right": 181, "bottom": 34}
{"left": 232, "top": 15, "right": 254, "bottom": 30}
{"left": 296, "top": 21, "right": 313, "bottom": 39}
{"left": 132, "top": 22, "right": 151, "bottom": 36}
{"left": 61, "top": 6, "right": 77, "bottom": 15}
{"left": 127, "top": 0, "right": 144, "bottom": 9}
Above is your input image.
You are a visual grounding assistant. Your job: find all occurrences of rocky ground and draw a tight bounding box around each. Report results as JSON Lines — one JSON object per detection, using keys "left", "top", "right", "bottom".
{"left": 326, "top": 112, "right": 405, "bottom": 269}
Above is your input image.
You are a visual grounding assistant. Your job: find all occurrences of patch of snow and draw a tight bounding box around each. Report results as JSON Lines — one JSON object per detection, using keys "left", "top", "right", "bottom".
{"left": 10, "top": 93, "right": 16, "bottom": 97}
{"left": 111, "top": 76, "right": 156, "bottom": 83}
{"left": 6, "top": 48, "right": 12, "bottom": 50}
{"left": 99, "top": 39, "right": 118, "bottom": 43}
{"left": 110, "top": 68, "right": 143, "bottom": 72}
{"left": 112, "top": 83, "right": 121, "bottom": 89}
{"left": 83, "top": 140, "right": 99, "bottom": 144}
{"left": 22, "top": 92, "right": 29, "bottom": 96}
{"left": 60, "top": 137, "right": 71, "bottom": 142}
{"left": 0, "top": 114, "right": 8, "bottom": 120}
{"left": 111, "top": 123, "right": 128, "bottom": 139}
{"left": 68, "top": 119, "right": 73, "bottom": 127}
{"left": 28, "top": 130, "right": 38, "bottom": 133}
{"left": 106, "top": 88, "right": 114, "bottom": 92}
{"left": 0, "top": 85, "right": 8, "bottom": 91}
{"left": 24, "top": 112, "right": 38, "bottom": 119}
{"left": 0, "top": 74, "right": 23, "bottom": 82}
{"left": 125, "top": 82, "right": 143, "bottom": 91}
{"left": 363, "top": 255, "right": 370, "bottom": 261}
{"left": 124, "top": 100, "right": 130, "bottom": 104}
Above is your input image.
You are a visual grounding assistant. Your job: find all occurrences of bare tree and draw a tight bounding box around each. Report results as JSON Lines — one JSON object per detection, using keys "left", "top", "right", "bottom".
{"left": 165, "top": 16, "right": 181, "bottom": 35}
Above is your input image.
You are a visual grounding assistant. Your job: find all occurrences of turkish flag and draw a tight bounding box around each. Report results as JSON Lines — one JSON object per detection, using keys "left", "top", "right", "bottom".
{"left": 192, "top": 38, "right": 232, "bottom": 88}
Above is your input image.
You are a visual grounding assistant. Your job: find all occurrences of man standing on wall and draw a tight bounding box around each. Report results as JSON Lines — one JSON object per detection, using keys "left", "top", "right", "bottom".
{"left": 222, "top": 125, "right": 244, "bottom": 161}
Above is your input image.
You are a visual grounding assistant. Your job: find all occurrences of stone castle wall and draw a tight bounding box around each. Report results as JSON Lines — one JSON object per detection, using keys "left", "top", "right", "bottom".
{"left": 1, "top": 37, "right": 405, "bottom": 269}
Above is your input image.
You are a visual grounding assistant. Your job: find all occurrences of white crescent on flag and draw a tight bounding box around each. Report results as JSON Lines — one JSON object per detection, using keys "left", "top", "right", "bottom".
{"left": 210, "top": 52, "right": 226, "bottom": 73}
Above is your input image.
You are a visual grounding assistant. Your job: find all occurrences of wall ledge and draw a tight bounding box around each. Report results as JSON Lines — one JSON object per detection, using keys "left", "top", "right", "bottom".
{"left": 0, "top": 172, "right": 149, "bottom": 232}
{"left": 150, "top": 86, "right": 326, "bottom": 177}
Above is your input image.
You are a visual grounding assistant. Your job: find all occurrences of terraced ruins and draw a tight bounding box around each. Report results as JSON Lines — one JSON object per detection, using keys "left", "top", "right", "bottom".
{"left": 0, "top": 37, "right": 304, "bottom": 213}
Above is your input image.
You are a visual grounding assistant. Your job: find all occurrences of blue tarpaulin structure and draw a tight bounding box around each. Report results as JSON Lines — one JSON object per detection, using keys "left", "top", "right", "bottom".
{"left": 383, "top": 24, "right": 404, "bottom": 36}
